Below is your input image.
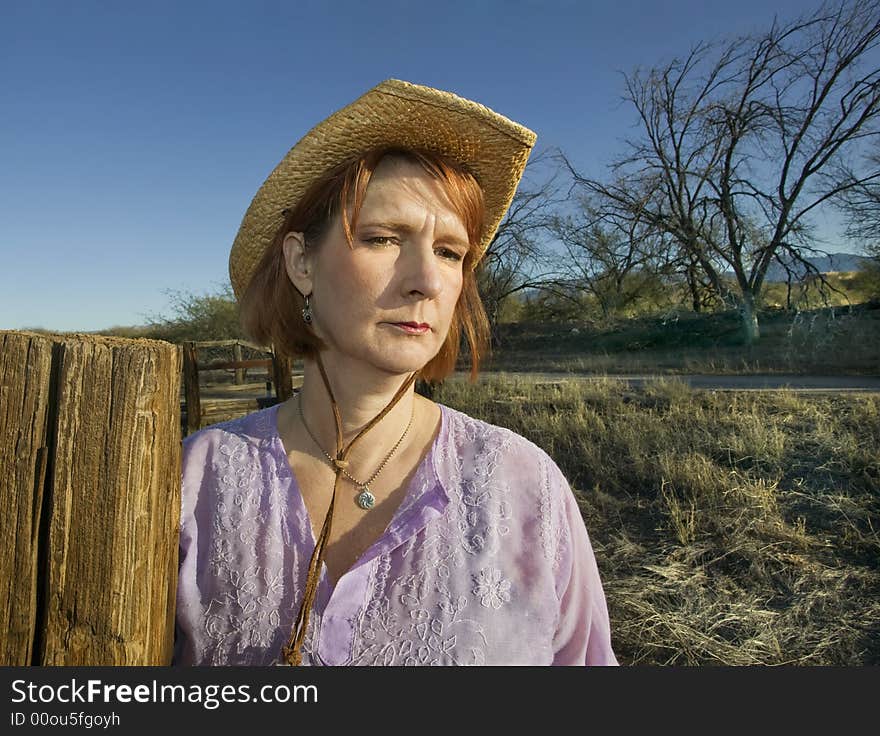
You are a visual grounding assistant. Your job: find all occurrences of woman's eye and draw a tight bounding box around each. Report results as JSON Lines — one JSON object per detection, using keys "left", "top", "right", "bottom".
{"left": 366, "top": 236, "right": 398, "bottom": 246}
{"left": 438, "top": 248, "right": 464, "bottom": 262}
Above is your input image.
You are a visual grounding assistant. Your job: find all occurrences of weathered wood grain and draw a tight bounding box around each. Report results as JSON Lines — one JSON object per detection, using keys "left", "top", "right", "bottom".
{"left": 0, "top": 333, "right": 55, "bottom": 665}
{"left": 0, "top": 331, "right": 181, "bottom": 665}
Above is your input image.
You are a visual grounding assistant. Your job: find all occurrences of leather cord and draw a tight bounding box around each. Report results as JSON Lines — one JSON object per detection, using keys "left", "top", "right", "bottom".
{"left": 281, "top": 352, "right": 418, "bottom": 665}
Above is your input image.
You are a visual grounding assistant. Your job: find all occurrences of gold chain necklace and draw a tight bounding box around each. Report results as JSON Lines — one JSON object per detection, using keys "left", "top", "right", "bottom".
{"left": 296, "top": 391, "right": 414, "bottom": 510}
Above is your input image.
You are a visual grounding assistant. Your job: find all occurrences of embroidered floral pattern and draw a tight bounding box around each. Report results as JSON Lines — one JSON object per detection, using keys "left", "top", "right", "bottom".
{"left": 350, "top": 410, "right": 521, "bottom": 664}
{"left": 175, "top": 403, "right": 612, "bottom": 666}
{"left": 473, "top": 567, "right": 512, "bottom": 609}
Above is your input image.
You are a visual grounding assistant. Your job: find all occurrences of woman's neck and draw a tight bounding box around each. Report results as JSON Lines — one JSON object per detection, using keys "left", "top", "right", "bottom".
{"left": 296, "top": 360, "right": 415, "bottom": 454}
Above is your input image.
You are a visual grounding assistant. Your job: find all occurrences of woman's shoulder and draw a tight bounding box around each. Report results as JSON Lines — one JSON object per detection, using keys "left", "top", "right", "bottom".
{"left": 179, "top": 405, "right": 286, "bottom": 519}
{"left": 438, "top": 401, "right": 550, "bottom": 451}
{"left": 434, "top": 403, "right": 576, "bottom": 554}
{"left": 436, "top": 402, "right": 561, "bottom": 479}
{"left": 180, "top": 405, "right": 284, "bottom": 488}
{"left": 183, "top": 403, "right": 280, "bottom": 454}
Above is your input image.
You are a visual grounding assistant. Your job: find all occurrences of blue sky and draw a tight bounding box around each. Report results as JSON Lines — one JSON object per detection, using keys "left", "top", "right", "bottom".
{"left": 1, "top": 0, "right": 860, "bottom": 332}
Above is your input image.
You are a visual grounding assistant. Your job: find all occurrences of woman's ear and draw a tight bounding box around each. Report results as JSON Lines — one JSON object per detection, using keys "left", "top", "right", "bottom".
{"left": 282, "top": 232, "right": 314, "bottom": 296}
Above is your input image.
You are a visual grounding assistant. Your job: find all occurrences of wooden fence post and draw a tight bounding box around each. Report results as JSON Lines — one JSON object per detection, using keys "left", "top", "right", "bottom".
{"left": 232, "top": 342, "right": 244, "bottom": 385}
{"left": 182, "top": 341, "right": 201, "bottom": 436}
{"left": 0, "top": 331, "right": 181, "bottom": 665}
{"left": 273, "top": 351, "right": 294, "bottom": 403}
{"left": 0, "top": 333, "right": 56, "bottom": 665}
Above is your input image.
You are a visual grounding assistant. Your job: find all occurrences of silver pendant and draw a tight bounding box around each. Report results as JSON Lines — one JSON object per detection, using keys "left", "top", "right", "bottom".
{"left": 356, "top": 488, "right": 375, "bottom": 510}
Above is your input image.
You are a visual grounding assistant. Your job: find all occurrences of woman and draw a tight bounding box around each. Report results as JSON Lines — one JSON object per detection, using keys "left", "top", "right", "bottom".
{"left": 174, "top": 80, "right": 617, "bottom": 666}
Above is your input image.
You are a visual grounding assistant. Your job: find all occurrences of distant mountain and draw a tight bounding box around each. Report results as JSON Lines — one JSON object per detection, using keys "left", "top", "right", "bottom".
{"left": 761, "top": 252, "right": 870, "bottom": 282}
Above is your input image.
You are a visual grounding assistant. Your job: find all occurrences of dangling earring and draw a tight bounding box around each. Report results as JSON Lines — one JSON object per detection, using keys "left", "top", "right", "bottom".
{"left": 301, "top": 293, "right": 313, "bottom": 324}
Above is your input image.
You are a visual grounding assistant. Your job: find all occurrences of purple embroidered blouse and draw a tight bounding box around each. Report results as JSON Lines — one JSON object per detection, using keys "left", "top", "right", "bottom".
{"left": 173, "top": 401, "right": 618, "bottom": 666}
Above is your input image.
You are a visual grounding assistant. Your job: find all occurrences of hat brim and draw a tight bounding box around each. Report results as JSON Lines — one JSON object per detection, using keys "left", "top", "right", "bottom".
{"left": 229, "top": 79, "right": 537, "bottom": 300}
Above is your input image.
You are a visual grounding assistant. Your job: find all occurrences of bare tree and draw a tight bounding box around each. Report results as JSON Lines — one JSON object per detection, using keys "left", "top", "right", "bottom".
{"left": 548, "top": 187, "right": 679, "bottom": 322}
{"left": 477, "top": 150, "right": 568, "bottom": 338}
{"left": 834, "top": 143, "right": 880, "bottom": 296}
{"left": 835, "top": 143, "right": 880, "bottom": 252}
{"left": 563, "top": 0, "right": 880, "bottom": 342}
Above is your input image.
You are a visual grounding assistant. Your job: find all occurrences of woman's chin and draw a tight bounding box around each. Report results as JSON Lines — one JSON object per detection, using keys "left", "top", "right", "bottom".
{"left": 376, "top": 354, "right": 435, "bottom": 376}
{"left": 318, "top": 348, "right": 435, "bottom": 378}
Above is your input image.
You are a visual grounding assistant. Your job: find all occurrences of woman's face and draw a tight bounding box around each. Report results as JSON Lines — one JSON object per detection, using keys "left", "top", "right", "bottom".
{"left": 284, "top": 156, "right": 470, "bottom": 381}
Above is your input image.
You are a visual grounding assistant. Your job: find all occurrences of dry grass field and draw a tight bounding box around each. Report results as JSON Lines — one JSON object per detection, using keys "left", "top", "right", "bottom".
{"left": 431, "top": 374, "right": 880, "bottom": 665}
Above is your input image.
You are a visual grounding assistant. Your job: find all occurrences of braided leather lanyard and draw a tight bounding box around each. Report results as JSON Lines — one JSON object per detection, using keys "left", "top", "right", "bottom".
{"left": 281, "top": 353, "right": 418, "bottom": 665}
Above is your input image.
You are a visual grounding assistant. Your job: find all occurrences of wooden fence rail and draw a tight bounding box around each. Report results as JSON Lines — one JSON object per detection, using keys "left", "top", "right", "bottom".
{"left": 0, "top": 331, "right": 181, "bottom": 665}
{"left": 181, "top": 341, "right": 294, "bottom": 435}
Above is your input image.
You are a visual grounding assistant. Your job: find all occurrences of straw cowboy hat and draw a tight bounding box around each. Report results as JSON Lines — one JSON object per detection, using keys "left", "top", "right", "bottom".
{"left": 228, "top": 79, "right": 537, "bottom": 300}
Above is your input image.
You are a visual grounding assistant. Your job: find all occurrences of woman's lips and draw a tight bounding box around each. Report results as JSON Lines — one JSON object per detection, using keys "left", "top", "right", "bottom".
{"left": 389, "top": 322, "right": 430, "bottom": 334}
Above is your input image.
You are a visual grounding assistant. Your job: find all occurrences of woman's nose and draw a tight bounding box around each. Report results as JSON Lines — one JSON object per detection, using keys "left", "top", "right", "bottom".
{"left": 401, "top": 242, "right": 443, "bottom": 298}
